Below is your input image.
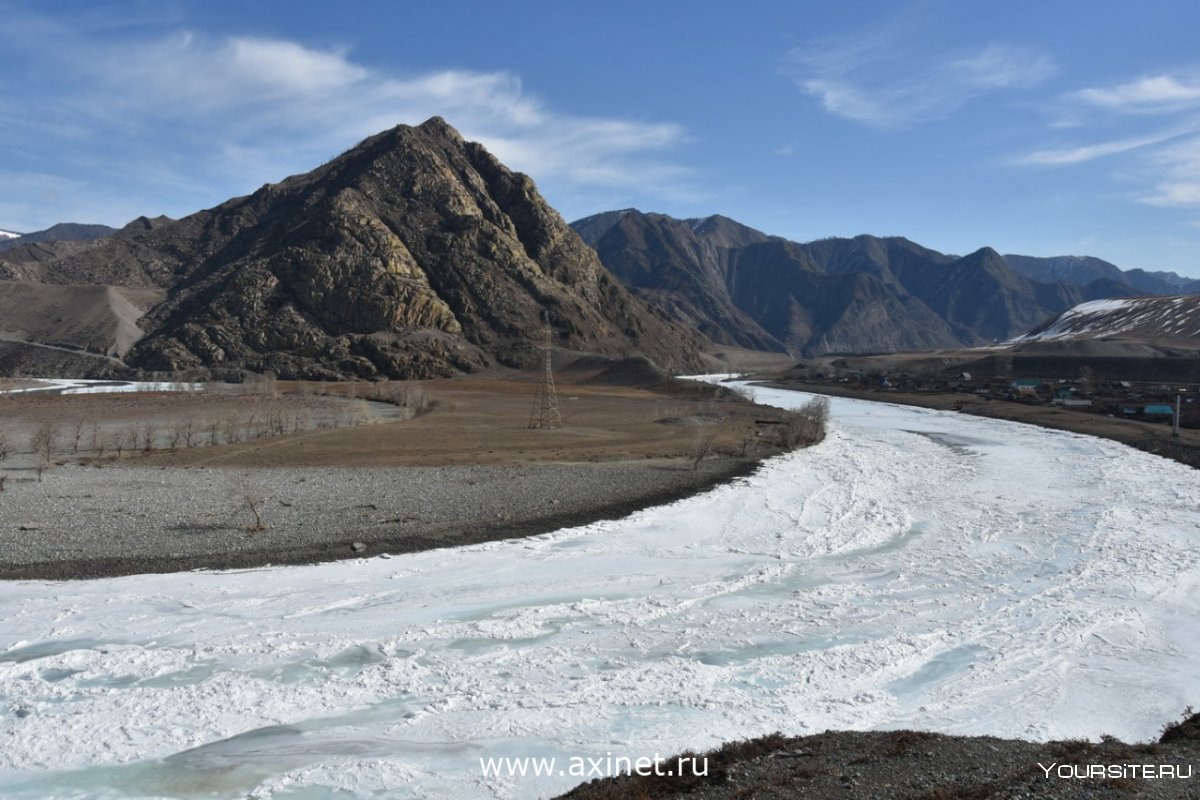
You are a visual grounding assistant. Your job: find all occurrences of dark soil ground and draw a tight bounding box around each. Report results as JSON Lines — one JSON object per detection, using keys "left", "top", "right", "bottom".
{"left": 558, "top": 711, "right": 1200, "bottom": 799}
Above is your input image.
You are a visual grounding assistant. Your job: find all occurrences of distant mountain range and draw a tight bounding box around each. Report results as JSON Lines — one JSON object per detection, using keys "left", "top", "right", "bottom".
{"left": 1001, "top": 253, "right": 1198, "bottom": 296}
{"left": 571, "top": 209, "right": 1200, "bottom": 357}
{"left": 0, "top": 223, "right": 115, "bottom": 254}
{"left": 0, "top": 120, "right": 704, "bottom": 379}
{"left": 3, "top": 129, "right": 1197, "bottom": 380}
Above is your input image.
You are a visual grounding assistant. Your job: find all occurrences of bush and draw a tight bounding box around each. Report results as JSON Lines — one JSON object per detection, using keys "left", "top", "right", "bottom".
{"left": 780, "top": 396, "right": 829, "bottom": 449}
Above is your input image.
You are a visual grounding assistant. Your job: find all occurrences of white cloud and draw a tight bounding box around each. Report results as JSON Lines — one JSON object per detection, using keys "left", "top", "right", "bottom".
{"left": 1020, "top": 71, "right": 1200, "bottom": 211}
{"left": 1139, "top": 136, "right": 1200, "bottom": 207}
{"left": 1016, "top": 132, "right": 1181, "bottom": 165}
{"left": 0, "top": 28, "right": 694, "bottom": 227}
{"left": 784, "top": 30, "right": 1056, "bottom": 127}
{"left": 1071, "top": 74, "right": 1200, "bottom": 113}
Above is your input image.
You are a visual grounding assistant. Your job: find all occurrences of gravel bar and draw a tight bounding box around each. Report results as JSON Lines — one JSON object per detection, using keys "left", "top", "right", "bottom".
{"left": 0, "top": 457, "right": 760, "bottom": 580}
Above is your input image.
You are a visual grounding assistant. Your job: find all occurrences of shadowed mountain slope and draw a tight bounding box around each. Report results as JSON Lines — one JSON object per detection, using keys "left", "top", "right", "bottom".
{"left": 573, "top": 210, "right": 1192, "bottom": 356}
{"left": 571, "top": 209, "right": 1200, "bottom": 357}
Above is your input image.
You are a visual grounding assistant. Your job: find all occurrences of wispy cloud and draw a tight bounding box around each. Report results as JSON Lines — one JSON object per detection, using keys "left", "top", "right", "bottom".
{"left": 1070, "top": 74, "right": 1200, "bottom": 114}
{"left": 1015, "top": 131, "right": 1182, "bottom": 165}
{"left": 1019, "top": 71, "right": 1200, "bottom": 209}
{"left": 0, "top": 24, "right": 693, "bottom": 228}
{"left": 1140, "top": 136, "right": 1200, "bottom": 207}
{"left": 784, "top": 25, "right": 1056, "bottom": 128}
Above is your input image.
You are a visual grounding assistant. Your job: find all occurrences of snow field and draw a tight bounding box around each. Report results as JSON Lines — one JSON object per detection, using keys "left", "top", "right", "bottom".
{"left": 0, "top": 381, "right": 1197, "bottom": 799}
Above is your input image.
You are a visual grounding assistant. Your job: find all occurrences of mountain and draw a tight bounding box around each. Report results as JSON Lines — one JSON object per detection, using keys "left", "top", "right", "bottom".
{"left": 573, "top": 210, "right": 1118, "bottom": 356}
{"left": 0, "top": 119, "right": 705, "bottom": 379}
{"left": 1011, "top": 296, "right": 1200, "bottom": 352}
{"left": 574, "top": 211, "right": 784, "bottom": 351}
{"left": 1001, "top": 253, "right": 1197, "bottom": 297}
{"left": 0, "top": 222, "right": 116, "bottom": 254}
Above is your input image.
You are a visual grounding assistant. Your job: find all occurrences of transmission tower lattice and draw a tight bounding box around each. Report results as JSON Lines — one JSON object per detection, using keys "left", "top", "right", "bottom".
{"left": 529, "top": 324, "right": 562, "bottom": 429}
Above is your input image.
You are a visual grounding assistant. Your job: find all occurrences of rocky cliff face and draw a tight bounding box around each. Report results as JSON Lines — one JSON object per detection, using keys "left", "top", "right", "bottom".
{"left": 573, "top": 210, "right": 1153, "bottom": 356}
{"left": 7, "top": 119, "right": 705, "bottom": 379}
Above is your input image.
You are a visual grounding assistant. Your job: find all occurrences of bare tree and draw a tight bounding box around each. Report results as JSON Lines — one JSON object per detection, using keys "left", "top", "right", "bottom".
{"left": 779, "top": 397, "right": 830, "bottom": 449}
{"left": 239, "top": 475, "right": 268, "bottom": 533}
{"left": 691, "top": 431, "right": 717, "bottom": 471}
{"left": 72, "top": 418, "right": 87, "bottom": 454}
{"left": 30, "top": 422, "right": 56, "bottom": 462}
{"left": 167, "top": 420, "right": 186, "bottom": 450}
{"left": 141, "top": 422, "right": 159, "bottom": 452}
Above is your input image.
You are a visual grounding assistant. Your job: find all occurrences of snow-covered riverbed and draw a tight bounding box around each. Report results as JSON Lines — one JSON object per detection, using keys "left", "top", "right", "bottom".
{"left": 1, "top": 382, "right": 1197, "bottom": 799}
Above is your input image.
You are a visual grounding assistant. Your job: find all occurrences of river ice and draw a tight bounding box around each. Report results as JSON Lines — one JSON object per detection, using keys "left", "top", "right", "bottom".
{"left": 1, "top": 381, "right": 1197, "bottom": 799}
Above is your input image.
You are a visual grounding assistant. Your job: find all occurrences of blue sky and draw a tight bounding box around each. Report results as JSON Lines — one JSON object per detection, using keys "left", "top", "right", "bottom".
{"left": 3, "top": 1, "right": 1200, "bottom": 276}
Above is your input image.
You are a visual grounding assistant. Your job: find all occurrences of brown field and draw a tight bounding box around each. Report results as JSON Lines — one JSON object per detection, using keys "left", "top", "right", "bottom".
{"left": 0, "top": 369, "right": 817, "bottom": 578}
{"left": 0, "top": 370, "right": 792, "bottom": 470}
{"left": 137, "top": 376, "right": 778, "bottom": 469}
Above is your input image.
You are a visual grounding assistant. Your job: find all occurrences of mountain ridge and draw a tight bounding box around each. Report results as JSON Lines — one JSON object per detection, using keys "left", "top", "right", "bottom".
{"left": 572, "top": 209, "right": 1198, "bottom": 357}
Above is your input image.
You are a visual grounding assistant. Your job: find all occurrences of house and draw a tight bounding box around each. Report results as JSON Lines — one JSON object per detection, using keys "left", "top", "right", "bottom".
{"left": 1010, "top": 379, "right": 1041, "bottom": 397}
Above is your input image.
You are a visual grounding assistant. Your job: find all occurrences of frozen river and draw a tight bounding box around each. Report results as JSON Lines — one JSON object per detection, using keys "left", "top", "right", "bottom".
{"left": 1, "top": 381, "right": 1197, "bottom": 799}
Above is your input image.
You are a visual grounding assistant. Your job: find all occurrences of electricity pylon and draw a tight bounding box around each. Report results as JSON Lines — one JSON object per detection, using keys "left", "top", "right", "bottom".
{"left": 529, "top": 324, "right": 562, "bottom": 429}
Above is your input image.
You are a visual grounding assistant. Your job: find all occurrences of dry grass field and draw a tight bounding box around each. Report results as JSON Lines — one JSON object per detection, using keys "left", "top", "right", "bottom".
{"left": 0, "top": 366, "right": 816, "bottom": 578}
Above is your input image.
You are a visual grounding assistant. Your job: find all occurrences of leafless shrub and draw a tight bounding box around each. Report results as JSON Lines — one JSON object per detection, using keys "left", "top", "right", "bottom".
{"left": 691, "top": 431, "right": 717, "bottom": 471}
{"left": 221, "top": 417, "right": 241, "bottom": 445}
{"left": 29, "top": 422, "right": 56, "bottom": 461}
{"left": 167, "top": 420, "right": 186, "bottom": 450}
{"left": 242, "top": 371, "right": 278, "bottom": 398}
{"left": 349, "top": 398, "right": 371, "bottom": 426}
{"left": 238, "top": 475, "right": 268, "bottom": 533}
{"left": 405, "top": 385, "right": 429, "bottom": 417}
{"left": 779, "top": 397, "right": 829, "bottom": 449}
{"left": 123, "top": 426, "right": 139, "bottom": 455}
{"left": 141, "top": 422, "right": 158, "bottom": 452}
{"left": 72, "top": 419, "right": 87, "bottom": 454}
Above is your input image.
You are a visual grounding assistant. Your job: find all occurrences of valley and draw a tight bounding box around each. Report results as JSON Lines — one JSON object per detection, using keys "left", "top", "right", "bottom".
{"left": 1, "top": 382, "right": 1196, "bottom": 799}
{"left": 0, "top": 365, "right": 807, "bottom": 579}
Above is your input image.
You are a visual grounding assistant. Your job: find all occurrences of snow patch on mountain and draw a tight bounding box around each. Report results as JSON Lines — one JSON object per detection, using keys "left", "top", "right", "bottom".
{"left": 1011, "top": 295, "right": 1200, "bottom": 343}
{"left": 0, "top": 229, "right": 22, "bottom": 239}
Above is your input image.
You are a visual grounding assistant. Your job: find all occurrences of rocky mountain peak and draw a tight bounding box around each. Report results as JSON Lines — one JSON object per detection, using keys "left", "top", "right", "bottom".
{"left": 6, "top": 122, "right": 705, "bottom": 380}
